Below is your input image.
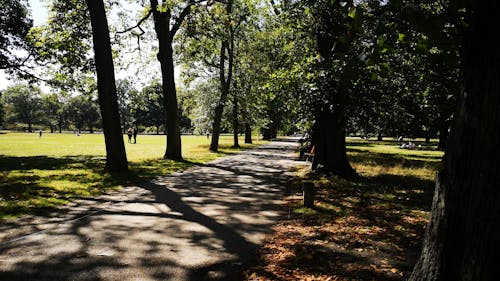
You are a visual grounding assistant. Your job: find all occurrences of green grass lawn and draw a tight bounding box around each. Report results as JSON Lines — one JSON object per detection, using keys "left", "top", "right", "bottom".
{"left": 0, "top": 132, "right": 266, "bottom": 220}
{"left": 246, "top": 138, "right": 444, "bottom": 281}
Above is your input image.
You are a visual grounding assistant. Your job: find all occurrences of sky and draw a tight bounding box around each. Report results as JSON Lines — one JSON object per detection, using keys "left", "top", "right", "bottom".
{"left": 28, "top": 0, "right": 49, "bottom": 26}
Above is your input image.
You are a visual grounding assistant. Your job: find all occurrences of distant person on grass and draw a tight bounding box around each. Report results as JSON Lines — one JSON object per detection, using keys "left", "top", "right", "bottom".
{"left": 133, "top": 126, "right": 138, "bottom": 144}
{"left": 127, "top": 127, "right": 133, "bottom": 143}
{"left": 38, "top": 129, "right": 42, "bottom": 138}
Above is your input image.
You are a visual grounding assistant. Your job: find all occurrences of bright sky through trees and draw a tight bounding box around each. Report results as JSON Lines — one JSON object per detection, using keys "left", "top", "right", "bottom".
{"left": 0, "top": 0, "right": 47, "bottom": 90}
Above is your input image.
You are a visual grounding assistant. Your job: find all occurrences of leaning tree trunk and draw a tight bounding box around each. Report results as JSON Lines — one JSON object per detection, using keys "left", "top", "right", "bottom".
{"left": 311, "top": 107, "right": 357, "bottom": 179}
{"left": 409, "top": 1, "right": 500, "bottom": 280}
{"left": 150, "top": 0, "right": 183, "bottom": 161}
{"left": 210, "top": 100, "right": 225, "bottom": 152}
{"left": 210, "top": 1, "right": 233, "bottom": 152}
{"left": 86, "top": 0, "right": 128, "bottom": 172}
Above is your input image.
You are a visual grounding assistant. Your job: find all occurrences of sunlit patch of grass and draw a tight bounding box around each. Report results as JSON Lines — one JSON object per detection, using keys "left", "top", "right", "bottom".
{"left": 246, "top": 139, "right": 442, "bottom": 281}
{"left": 0, "top": 132, "right": 267, "bottom": 220}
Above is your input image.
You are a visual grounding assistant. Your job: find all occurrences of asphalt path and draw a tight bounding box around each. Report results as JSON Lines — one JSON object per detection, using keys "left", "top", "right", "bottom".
{"left": 0, "top": 138, "right": 300, "bottom": 281}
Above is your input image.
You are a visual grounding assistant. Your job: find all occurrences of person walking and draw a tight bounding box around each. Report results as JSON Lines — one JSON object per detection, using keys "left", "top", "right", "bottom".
{"left": 133, "top": 126, "right": 138, "bottom": 144}
{"left": 127, "top": 127, "right": 133, "bottom": 143}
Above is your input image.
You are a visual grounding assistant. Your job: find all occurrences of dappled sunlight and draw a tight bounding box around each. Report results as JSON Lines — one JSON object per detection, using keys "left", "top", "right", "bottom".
{"left": 0, "top": 139, "right": 300, "bottom": 280}
{"left": 246, "top": 143, "right": 438, "bottom": 281}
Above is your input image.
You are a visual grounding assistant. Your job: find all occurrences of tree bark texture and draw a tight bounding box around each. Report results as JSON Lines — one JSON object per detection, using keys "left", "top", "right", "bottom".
{"left": 311, "top": 107, "right": 357, "bottom": 179}
{"left": 409, "top": 1, "right": 500, "bottom": 280}
{"left": 86, "top": 0, "right": 128, "bottom": 172}
{"left": 210, "top": 100, "right": 224, "bottom": 151}
{"left": 150, "top": 0, "right": 183, "bottom": 161}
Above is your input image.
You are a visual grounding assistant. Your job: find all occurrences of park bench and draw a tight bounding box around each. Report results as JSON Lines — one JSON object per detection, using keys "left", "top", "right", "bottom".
{"left": 303, "top": 145, "right": 315, "bottom": 162}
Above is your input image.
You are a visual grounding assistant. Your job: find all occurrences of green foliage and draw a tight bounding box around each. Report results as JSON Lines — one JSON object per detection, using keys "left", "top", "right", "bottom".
{"left": 116, "top": 79, "right": 138, "bottom": 129}
{"left": 27, "top": 0, "right": 94, "bottom": 91}
{"left": 256, "top": 0, "right": 460, "bottom": 141}
{"left": 66, "top": 94, "right": 100, "bottom": 133}
{"left": 133, "top": 80, "right": 166, "bottom": 133}
{"left": 40, "top": 92, "right": 65, "bottom": 132}
{"left": 179, "top": 0, "right": 266, "bottom": 137}
{"left": 348, "top": 0, "right": 460, "bottom": 138}
{"left": 0, "top": 0, "right": 33, "bottom": 72}
{"left": 1, "top": 84, "right": 43, "bottom": 131}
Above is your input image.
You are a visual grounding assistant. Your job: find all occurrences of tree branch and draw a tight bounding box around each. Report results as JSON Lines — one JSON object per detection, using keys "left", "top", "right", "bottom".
{"left": 169, "top": 0, "right": 206, "bottom": 39}
{"left": 17, "top": 67, "right": 52, "bottom": 83}
{"left": 116, "top": 9, "right": 153, "bottom": 34}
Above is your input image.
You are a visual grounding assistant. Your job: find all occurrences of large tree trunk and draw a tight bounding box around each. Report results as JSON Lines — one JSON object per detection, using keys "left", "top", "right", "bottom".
{"left": 86, "top": 0, "right": 128, "bottom": 172}
{"left": 409, "top": 1, "right": 500, "bottom": 280}
{"left": 210, "top": 102, "right": 224, "bottom": 152}
{"left": 244, "top": 123, "right": 252, "bottom": 144}
{"left": 437, "top": 122, "right": 448, "bottom": 151}
{"left": 311, "top": 107, "right": 357, "bottom": 179}
{"left": 58, "top": 117, "right": 63, "bottom": 133}
{"left": 425, "top": 129, "right": 431, "bottom": 143}
{"left": 232, "top": 91, "right": 239, "bottom": 148}
{"left": 150, "top": 0, "right": 183, "bottom": 161}
{"left": 261, "top": 127, "right": 276, "bottom": 140}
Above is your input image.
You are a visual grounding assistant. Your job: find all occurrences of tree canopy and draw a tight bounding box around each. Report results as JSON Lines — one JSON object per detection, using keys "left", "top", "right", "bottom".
{"left": 0, "top": 0, "right": 33, "bottom": 72}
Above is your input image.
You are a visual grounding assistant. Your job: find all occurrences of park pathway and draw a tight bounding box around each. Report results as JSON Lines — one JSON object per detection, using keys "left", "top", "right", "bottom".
{"left": 0, "top": 138, "right": 300, "bottom": 280}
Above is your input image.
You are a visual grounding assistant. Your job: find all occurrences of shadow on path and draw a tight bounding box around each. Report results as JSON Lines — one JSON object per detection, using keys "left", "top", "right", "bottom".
{"left": 0, "top": 139, "right": 299, "bottom": 281}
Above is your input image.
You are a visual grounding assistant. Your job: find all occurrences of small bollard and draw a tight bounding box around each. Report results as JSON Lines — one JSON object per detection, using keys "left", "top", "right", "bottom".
{"left": 303, "top": 181, "right": 315, "bottom": 208}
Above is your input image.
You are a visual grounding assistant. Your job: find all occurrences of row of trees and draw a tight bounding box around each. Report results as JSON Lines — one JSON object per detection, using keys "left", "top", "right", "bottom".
{"left": 2, "top": 0, "right": 457, "bottom": 172}
{"left": 2, "top": 0, "right": 500, "bottom": 279}
{"left": 0, "top": 84, "right": 99, "bottom": 133}
{"left": 0, "top": 0, "right": 474, "bottom": 175}
{"left": 0, "top": 80, "right": 192, "bottom": 134}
